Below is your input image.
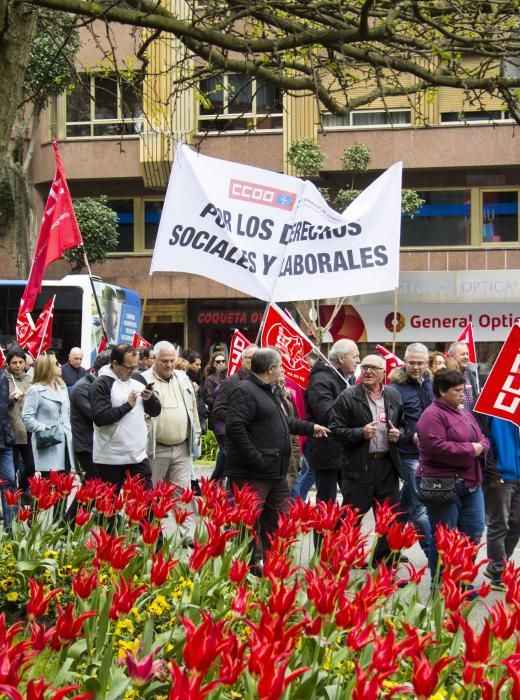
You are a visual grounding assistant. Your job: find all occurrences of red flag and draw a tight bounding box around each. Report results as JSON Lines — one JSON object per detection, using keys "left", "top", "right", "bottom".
{"left": 97, "top": 336, "right": 108, "bottom": 354}
{"left": 228, "top": 329, "right": 252, "bottom": 376}
{"left": 376, "top": 345, "right": 404, "bottom": 383}
{"left": 132, "top": 333, "right": 152, "bottom": 349}
{"left": 474, "top": 322, "right": 520, "bottom": 427}
{"left": 261, "top": 304, "right": 313, "bottom": 389}
{"left": 0, "top": 347, "right": 5, "bottom": 370}
{"left": 456, "top": 322, "right": 477, "bottom": 364}
{"left": 18, "top": 297, "right": 56, "bottom": 359}
{"left": 18, "top": 142, "right": 83, "bottom": 323}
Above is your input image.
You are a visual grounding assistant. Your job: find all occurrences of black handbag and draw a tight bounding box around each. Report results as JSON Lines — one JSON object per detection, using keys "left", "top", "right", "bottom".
{"left": 36, "top": 425, "right": 63, "bottom": 449}
{"left": 418, "top": 476, "right": 457, "bottom": 504}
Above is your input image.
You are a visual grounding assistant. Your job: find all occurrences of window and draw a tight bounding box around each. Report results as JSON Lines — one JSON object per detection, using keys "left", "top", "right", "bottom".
{"left": 482, "top": 191, "right": 518, "bottom": 243}
{"left": 110, "top": 199, "right": 135, "bottom": 253}
{"left": 144, "top": 201, "right": 163, "bottom": 250}
{"left": 66, "top": 74, "right": 143, "bottom": 138}
{"left": 322, "top": 109, "right": 412, "bottom": 129}
{"left": 401, "top": 190, "right": 471, "bottom": 246}
{"left": 440, "top": 110, "right": 508, "bottom": 124}
{"left": 198, "top": 75, "right": 283, "bottom": 132}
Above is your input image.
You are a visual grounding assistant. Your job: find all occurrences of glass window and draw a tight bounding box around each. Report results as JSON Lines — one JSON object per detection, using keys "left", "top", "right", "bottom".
{"left": 322, "top": 109, "right": 411, "bottom": 129}
{"left": 198, "top": 74, "right": 282, "bottom": 132}
{"left": 401, "top": 190, "right": 471, "bottom": 246}
{"left": 440, "top": 110, "right": 503, "bottom": 123}
{"left": 144, "top": 201, "right": 163, "bottom": 249}
{"left": 110, "top": 199, "right": 135, "bottom": 252}
{"left": 482, "top": 191, "right": 518, "bottom": 243}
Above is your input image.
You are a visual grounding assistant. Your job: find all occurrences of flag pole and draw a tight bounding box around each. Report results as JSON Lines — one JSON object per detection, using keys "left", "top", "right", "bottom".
{"left": 81, "top": 247, "right": 109, "bottom": 343}
{"left": 255, "top": 301, "right": 272, "bottom": 346}
{"left": 391, "top": 286, "right": 399, "bottom": 355}
{"left": 36, "top": 295, "right": 56, "bottom": 358}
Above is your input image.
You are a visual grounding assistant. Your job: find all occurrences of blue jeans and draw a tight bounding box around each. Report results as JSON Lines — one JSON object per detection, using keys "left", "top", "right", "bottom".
{"left": 399, "top": 458, "right": 432, "bottom": 556}
{"left": 290, "top": 454, "right": 315, "bottom": 501}
{"left": 0, "top": 448, "right": 16, "bottom": 531}
{"left": 424, "top": 480, "right": 485, "bottom": 579}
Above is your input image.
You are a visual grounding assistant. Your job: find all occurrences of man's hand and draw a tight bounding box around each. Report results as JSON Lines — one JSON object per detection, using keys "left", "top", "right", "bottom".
{"left": 140, "top": 387, "right": 154, "bottom": 401}
{"left": 473, "top": 442, "right": 484, "bottom": 457}
{"left": 127, "top": 390, "right": 140, "bottom": 407}
{"left": 363, "top": 421, "right": 377, "bottom": 440}
{"left": 388, "top": 421, "right": 400, "bottom": 443}
{"left": 313, "top": 424, "right": 330, "bottom": 438}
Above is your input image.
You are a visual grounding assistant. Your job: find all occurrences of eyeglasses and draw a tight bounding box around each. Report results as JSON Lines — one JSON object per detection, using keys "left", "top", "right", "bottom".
{"left": 121, "top": 363, "right": 138, "bottom": 371}
{"left": 360, "top": 365, "right": 384, "bottom": 373}
{"left": 215, "top": 359, "right": 226, "bottom": 364}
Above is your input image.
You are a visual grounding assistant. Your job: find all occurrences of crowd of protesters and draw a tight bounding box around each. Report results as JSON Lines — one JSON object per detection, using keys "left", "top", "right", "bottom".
{"left": 0, "top": 334, "right": 518, "bottom": 592}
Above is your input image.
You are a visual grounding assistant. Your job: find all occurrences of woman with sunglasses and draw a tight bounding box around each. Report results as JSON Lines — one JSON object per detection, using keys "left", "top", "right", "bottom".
{"left": 203, "top": 352, "right": 228, "bottom": 413}
{"left": 22, "top": 352, "right": 74, "bottom": 476}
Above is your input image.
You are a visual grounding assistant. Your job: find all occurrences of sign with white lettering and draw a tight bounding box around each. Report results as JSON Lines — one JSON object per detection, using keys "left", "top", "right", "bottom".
{"left": 151, "top": 144, "right": 402, "bottom": 302}
{"left": 474, "top": 322, "right": 520, "bottom": 427}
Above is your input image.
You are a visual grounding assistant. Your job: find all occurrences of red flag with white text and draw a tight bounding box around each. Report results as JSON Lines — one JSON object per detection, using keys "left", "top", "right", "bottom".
{"left": 260, "top": 304, "right": 313, "bottom": 389}
{"left": 376, "top": 345, "right": 405, "bottom": 383}
{"left": 132, "top": 333, "right": 152, "bottom": 349}
{"left": 19, "top": 297, "right": 56, "bottom": 359}
{"left": 474, "top": 322, "right": 520, "bottom": 427}
{"left": 228, "top": 329, "right": 252, "bottom": 376}
{"left": 456, "top": 322, "right": 477, "bottom": 364}
{"left": 17, "top": 142, "right": 83, "bottom": 325}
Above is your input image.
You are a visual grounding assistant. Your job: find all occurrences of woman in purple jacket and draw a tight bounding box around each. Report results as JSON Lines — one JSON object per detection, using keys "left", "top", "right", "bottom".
{"left": 416, "top": 369, "right": 489, "bottom": 580}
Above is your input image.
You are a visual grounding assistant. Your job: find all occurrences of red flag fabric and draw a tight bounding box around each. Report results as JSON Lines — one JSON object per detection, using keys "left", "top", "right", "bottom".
{"left": 474, "top": 322, "right": 520, "bottom": 427}
{"left": 456, "top": 322, "right": 477, "bottom": 364}
{"left": 97, "top": 336, "right": 108, "bottom": 354}
{"left": 260, "top": 304, "right": 313, "bottom": 389}
{"left": 18, "top": 297, "right": 56, "bottom": 359}
{"left": 132, "top": 333, "right": 152, "bottom": 349}
{"left": 228, "top": 329, "right": 252, "bottom": 376}
{"left": 18, "top": 142, "right": 83, "bottom": 321}
{"left": 0, "top": 347, "right": 5, "bottom": 370}
{"left": 376, "top": 345, "right": 405, "bottom": 383}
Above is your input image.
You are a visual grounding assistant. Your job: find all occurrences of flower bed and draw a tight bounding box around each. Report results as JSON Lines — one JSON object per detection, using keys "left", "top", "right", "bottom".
{"left": 0, "top": 473, "right": 519, "bottom": 699}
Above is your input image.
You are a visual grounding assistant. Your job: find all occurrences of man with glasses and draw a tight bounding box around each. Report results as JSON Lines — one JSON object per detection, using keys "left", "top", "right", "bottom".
{"left": 90, "top": 343, "right": 161, "bottom": 491}
{"left": 330, "top": 354, "right": 405, "bottom": 563}
{"left": 390, "top": 343, "right": 433, "bottom": 558}
{"left": 226, "top": 347, "right": 329, "bottom": 567}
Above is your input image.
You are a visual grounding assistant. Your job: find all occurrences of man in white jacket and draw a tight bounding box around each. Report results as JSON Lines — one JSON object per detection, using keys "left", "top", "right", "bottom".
{"left": 90, "top": 344, "right": 161, "bottom": 490}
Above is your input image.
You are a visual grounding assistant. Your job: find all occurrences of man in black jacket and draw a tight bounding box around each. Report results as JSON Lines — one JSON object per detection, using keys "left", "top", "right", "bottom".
{"left": 305, "top": 339, "right": 359, "bottom": 507}
{"left": 226, "top": 347, "right": 329, "bottom": 556}
{"left": 330, "top": 354, "right": 404, "bottom": 562}
{"left": 61, "top": 347, "right": 87, "bottom": 389}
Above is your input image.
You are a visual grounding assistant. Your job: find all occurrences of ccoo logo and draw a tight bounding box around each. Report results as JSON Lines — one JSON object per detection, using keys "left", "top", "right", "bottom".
{"left": 229, "top": 179, "right": 297, "bottom": 211}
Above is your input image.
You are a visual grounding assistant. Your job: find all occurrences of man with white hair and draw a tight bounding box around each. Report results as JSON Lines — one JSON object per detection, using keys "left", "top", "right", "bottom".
{"left": 390, "top": 342, "right": 433, "bottom": 557}
{"left": 304, "top": 338, "right": 360, "bottom": 507}
{"left": 142, "top": 341, "right": 201, "bottom": 491}
{"left": 447, "top": 341, "right": 479, "bottom": 412}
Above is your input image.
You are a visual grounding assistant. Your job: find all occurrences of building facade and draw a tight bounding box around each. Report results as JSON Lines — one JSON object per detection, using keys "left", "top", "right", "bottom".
{"left": 14, "top": 19, "right": 520, "bottom": 366}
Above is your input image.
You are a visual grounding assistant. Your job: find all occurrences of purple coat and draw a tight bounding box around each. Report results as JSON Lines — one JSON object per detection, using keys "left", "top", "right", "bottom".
{"left": 416, "top": 398, "right": 489, "bottom": 487}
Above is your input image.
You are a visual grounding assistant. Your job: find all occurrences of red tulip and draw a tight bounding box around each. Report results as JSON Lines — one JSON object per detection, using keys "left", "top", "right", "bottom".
{"left": 109, "top": 576, "right": 147, "bottom": 620}
{"left": 74, "top": 507, "right": 92, "bottom": 527}
{"left": 351, "top": 662, "right": 396, "bottom": 700}
{"left": 257, "top": 662, "right": 309, "bottom": 700}
{"left": 488, "top": 601, "right": 520, "bottom": 641}
{"left": 140, "top": 520, "right": 162, "bottom": 545}
{"left": 26, "top": 578, "right": 63, "bottom": 621}
{"left": 123, "top": 649, "right": 164, "bottom": 687}
{"left": 109, "top": 541, "right": 140, "bottom": 571}
{"left": 89, "top": 528, "right": 125, "bottom": 564}
{"left": 17, "top": 507, "right": 33, "bottom": 522}
{"left": 125, "top": 497, "right": 151, "bottom": 523}
{"left": 150, "top": 551, "right": 177, "bottom": 586}
{"left": 181, "top": 611, "right": 225, "bottom": 674}
{"left": 504, "top": 654, "right": 520, "bottom": 698}
{"left": 168, "top": 659, "right": 220, "bottom": 700}
{"left": 189, "top": 523, "right": 239, "bottom": 572}
{"left": 373, "top": 498, "right": 400, "bottom": 537}
{"left": 386, "top": 520, "right": 420, "bottom": 552}
{"left": 173, "top": 508, "right": 190, "bottom": 526}
{"left": 218, "top": 634, "right": 248, "bottom": 685}
{"left": 228, "top": 558, "right": 249, "bottom": 585}
{"left": 72, "top": 568, "right": 98, "bottom": 600}
{"left": 29, "top": 621, "right": 54, "bottom": 652}
{"left": 49, "top": 471, "right": 75, "bottom": 498}
{"left": 231, "top": 585, "right": 253, "bottom": 616}
{"left": 410, "top": 653, "right": 454, "bottom": 699}
{"left": 75, "top": 477, "right": 108, "bottom": 504}
{"left": 4, "top": 489, "right": 21, "bottom": 506}
{"left": 51, "top": 603, "right": 97, "bottom": 649}
{"left": 305, "top": 566, "right": 347, "bottom": 616}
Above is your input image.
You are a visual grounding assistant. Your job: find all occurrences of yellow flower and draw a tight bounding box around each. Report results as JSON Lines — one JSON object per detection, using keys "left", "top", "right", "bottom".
{"left": 124, "top": 689, "right": 139, "bottom": 700}
{"left": 117, "top": 638, "right": 140, "bottom": 660}
{"left": 430, "top": 690, "right": 448, "bottom": 700}
{"left": 130, "top": 607, "right": 142, "bottom": 623}
{"left": 43, "top": 550, "right": 59, "bottom": 560}
{"left": 148, "top": 595, "right": 170, "bottom": 616}
{"left": 6, "top": 591, "right": 18, "bottom": 602}
{"left": 0, "top": 577, "right": 14, "bottom": 591}
{"left": 115, "top": 618, "right": 135, "bottom": 637}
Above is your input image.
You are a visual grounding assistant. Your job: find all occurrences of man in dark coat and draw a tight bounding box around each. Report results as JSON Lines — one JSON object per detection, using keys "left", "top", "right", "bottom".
{"left": 330, "top": 354, "right": 405, "bottom": 563}
{"left": 0, "top": 370, "right": 16, "bottom": 530}
{"left": 390, "top": 342, "right": 433, "bottom": 557}
{"left": 61, "top": 347, "right": 87, "bottom": 389}
{"left": 305, "top": 339, "right": 359, "bottom": 506}
{"left": 225, "top": 347, "right": 329, "bottom": 558}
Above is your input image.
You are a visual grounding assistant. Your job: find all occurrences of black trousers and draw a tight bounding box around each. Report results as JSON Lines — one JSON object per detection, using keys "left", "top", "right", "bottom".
{"left": 94, "top": 459, "right": 153, "bottom": 492}
{"left": 14, "top": 441, "right": 35, "bottom": 492}
{"left": 230, "top": 477, "right": 290, "bottom": 557}
{"left": 342, "top": 458, "right": 400, "bottom": 563}
{"left": 315, "top": 469, "right": 342, "bottom": 504}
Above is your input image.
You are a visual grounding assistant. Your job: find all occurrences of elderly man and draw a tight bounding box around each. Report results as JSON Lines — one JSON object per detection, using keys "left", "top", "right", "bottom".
{"left": 142, "top": 341, "right": 201, "bottom": 491}
{"left": 91, "top": 344, "right": 161, "bottom": 491}
{"left": 330, "top": 354, "right": 404, "bottom": 563}
{"left": 226, "top": 347, "right": 329, "bottom": 560}
{"left": 305, "top": 338, "right": 360, "bottom": 506}
{"left": 61, "top": 347, "right": 86, "bottom": 388}
{"left": 390, "top": 342, "right": 433, "bottom": 557}
{"left": 447, "top": 341, "right": 479, "bottom": 412}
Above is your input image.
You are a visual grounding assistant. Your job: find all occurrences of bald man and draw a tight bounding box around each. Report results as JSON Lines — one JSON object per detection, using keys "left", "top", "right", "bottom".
{"left": 62, "top": 347, "right": 87, "bottom": 389}
{"left": 330, "top": 354, "right": 405, "bottom": 563}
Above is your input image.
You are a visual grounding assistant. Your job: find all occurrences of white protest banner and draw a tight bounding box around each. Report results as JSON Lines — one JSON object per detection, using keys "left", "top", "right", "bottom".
{"left": 151, "top": 145, "right": 402, "bottom": 302}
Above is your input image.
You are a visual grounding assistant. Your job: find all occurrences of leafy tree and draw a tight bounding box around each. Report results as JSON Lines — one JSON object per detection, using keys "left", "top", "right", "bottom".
{"left": 21, "top": 0, "right": 520, "bottom": 123}
{"left": 63, "top": 197, "right": 120, "bottom": 272}
{"left": 286, "top": 138, "right": 325, "bottom": 178}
